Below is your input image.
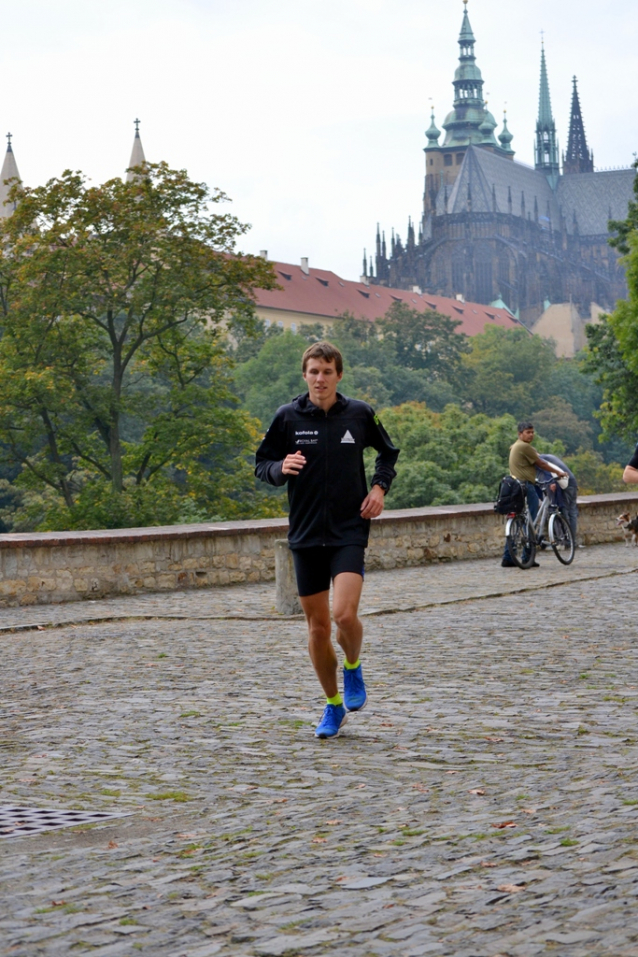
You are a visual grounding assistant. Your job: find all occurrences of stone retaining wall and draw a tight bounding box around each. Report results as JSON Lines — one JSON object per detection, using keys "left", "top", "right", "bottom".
{"left": 0, "top": 493, "right": 636, "bottom": 607}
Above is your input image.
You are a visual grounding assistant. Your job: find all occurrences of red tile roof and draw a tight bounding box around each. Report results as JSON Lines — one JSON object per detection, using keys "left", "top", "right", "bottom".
{"left": 254, "top": 261, "right": 519, "bottom": 336}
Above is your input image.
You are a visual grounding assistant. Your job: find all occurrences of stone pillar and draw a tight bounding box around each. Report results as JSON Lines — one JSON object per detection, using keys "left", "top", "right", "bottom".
{"left": 275, "top": 539, "right": 302, "bottom": 615}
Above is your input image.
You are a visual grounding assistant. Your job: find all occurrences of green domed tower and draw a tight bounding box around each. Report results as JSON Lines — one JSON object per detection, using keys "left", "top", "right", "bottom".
{"left": 423, "top": 0, "right": 514, "bottom": 217}
{"left": 441, "top": 0, "right": 496, "bottom": 149}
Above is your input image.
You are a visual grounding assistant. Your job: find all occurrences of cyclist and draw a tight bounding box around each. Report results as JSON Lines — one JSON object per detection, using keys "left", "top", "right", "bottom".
{"left": 501, "top": 421, "right": 568, "bottom": 568}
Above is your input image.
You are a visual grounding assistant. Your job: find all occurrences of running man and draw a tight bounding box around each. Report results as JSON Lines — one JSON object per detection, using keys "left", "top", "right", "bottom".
{"left": 255, "top": 341, "right": 399, "bottom": 739}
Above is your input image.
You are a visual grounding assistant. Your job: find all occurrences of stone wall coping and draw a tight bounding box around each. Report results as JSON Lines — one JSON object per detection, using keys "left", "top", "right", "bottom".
{"left": 0, "top": 491, "right": 636, "bottom": 551}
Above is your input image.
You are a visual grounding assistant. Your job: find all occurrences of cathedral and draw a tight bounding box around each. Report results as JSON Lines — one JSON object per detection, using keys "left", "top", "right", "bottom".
{"left": 368, "top": 0, "right": 636, "bottom": 332}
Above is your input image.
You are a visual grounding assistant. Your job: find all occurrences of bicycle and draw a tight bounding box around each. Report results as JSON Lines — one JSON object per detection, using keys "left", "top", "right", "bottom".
{"left": 505, "top": 480, "right": 575, "bottom": 568}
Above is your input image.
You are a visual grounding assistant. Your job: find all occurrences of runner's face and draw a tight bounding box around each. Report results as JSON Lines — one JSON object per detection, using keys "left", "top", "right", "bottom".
{"left": 303, "top": 357, "right": 342, "bottom": 408}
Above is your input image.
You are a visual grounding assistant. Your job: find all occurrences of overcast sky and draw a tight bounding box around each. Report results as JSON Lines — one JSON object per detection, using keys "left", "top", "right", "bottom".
{"left": 5, "top": 0, "right": 637, "bottom": 280}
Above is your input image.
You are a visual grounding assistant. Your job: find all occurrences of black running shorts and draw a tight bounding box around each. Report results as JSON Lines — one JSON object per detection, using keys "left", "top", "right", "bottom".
{"left": 291, "top": 545, "right": 365, "bottom": 598}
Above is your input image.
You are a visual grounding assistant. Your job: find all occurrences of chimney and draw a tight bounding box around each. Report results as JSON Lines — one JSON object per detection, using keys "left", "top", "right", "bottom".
{"left": 300, "top": 257, "right": 309, "bottom": 275}
{"left": 259, "top": 250, "right": 268, "bottom": 260}
{"left": 455, "top": 293, "right": 465, "bottom": 302}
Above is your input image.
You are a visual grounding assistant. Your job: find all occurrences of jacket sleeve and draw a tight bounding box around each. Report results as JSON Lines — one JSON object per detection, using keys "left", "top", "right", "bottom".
{"left": 366, "top": 409, "right": 400, "bottom": 491}
{"left": 255, "top": 411, "right": 289, "bottom": 487}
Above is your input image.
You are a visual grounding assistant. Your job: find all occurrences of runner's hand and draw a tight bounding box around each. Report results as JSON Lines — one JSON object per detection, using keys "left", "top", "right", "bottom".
{"left": 282, "top": 451, "right": 307, "bottom": 475}
{"left": 360, "top": 484, "right": 385, "bottom": 519}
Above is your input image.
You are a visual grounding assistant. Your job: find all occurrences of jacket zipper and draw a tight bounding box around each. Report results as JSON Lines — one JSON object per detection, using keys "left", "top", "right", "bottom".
{"left": 322, "top": 410, "right": 329, "bottom": 545}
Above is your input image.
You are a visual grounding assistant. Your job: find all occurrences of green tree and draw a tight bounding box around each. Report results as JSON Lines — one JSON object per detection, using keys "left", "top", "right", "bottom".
{"left": 0, "top": 163, "right": 280, "bottom": 529}
{"left": 368, "top": 403, "right": 561, "bottom": 509}
{"left": 461, "top": 325, "right": 556, "bottom": 418}
{"left": 564, "top": 449, "right": 625, "bottom": 495}
{"left": 232, "top": 330, "right": 307, "bottom": 426}
{"left": 582, "top": 161, "right": 638, "bottom": 445}
{"left": 531, "top": 397, "right": 593, "bottom": 454}
{"left": 377, "top": 302, "right": 469, "bottom": 378}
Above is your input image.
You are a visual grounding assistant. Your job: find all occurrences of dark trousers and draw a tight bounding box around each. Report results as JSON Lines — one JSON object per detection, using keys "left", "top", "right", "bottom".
{"left": 503, "top": 482, "right": 539, "bottom": 563}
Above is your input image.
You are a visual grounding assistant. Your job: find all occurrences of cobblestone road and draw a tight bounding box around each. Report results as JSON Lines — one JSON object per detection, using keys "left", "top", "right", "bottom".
{"left": 2, "top": 544, "right": 638, "bottom": 957}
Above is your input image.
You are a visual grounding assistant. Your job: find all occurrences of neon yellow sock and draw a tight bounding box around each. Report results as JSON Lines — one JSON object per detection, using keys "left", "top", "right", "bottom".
{"left": 344, "top": 658, "right": 360, "bottom": 670}
{"left": 327, "top": 692, "right": 343, "bottom": 706}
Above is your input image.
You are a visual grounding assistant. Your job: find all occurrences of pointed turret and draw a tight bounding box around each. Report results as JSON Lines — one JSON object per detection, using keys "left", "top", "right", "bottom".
{"left": 498, "top": 112, "right": 514, "bottom": 155}
{"left": 0, "top": 133, "right": 20, "bottom": 218}
{"left": 407, "top": 216, "right": 415, "bottom": 248}
{"left": 535, "top": 44, "right": 559, "bottom": 188}
{"left": 126, "top": 118, "right": 147, "bottom": 182}
{"left": 425, "top": 109, "right": 441, "bottom": 149}
{"left": 563, "top": 76, "right": 594, "bottom": 175}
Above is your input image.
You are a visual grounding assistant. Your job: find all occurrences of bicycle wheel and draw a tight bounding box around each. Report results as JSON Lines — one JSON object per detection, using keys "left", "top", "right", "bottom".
{"left": 548, "top": 511, "right": 575, "bottom": 565}
{"left": 506, "top": 514, "right": 536, "bottom": 569}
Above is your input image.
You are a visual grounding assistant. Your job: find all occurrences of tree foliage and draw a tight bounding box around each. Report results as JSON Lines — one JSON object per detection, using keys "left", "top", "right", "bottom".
{"left": 366, "top": 403, "right": 562, "bottom": 509}
{"left": 0, "top": 163, "right": 281, "bottom": 529}
{"left": 583, "top": 167, "right": 638, "bottom": 444}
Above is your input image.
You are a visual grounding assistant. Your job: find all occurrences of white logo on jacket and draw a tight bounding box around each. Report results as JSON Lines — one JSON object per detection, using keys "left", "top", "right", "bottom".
{"left": 341, "top": 430, "right": 355, "bottom": 444}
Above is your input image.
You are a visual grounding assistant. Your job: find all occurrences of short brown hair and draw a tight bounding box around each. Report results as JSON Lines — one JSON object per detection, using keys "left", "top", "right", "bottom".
{"left": 301, "top": 341, "right": 343, "bottom": 375}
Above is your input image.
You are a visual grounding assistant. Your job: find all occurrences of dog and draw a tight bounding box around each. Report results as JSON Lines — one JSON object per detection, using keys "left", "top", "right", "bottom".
{"left": 616, "top": 512, "right": 638, "bottom": 546}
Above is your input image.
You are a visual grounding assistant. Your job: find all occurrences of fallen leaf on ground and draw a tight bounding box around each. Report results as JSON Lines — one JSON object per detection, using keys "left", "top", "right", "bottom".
{"left": 107, "top": 840, "right": 118, "bottom": 848}
{"left": 51, "top": 900, "right": 66, "bottom": 906}
{"left": 311, "top": 837, "right": 327, "bottom": 843}
{"left": 326, "top": 819, "right": 342, "bottom": 825}
{"left": 491, "top": 821, "right": 516, "bottom": 829}
{"left": 521, "top": 808, "right": 536, "bottom": 814}
{"left": 445, "top": 770, "right": 459, "bottom": 775}
{"left": 497, "top": 883, "right": 526, "bottom": 893}
{"left": 469, "top": 788, "right": 485, "bottom": 795}
{"left": 485, "top": 737, "right": 504, "bottom": 743}
{"left": 480, "top": 861, "right": 497, "bottom": 868}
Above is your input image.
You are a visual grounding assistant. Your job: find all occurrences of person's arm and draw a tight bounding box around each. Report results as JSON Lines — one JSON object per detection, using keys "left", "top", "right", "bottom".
{"left": 361, "top": 410, "right": 400, "bottom": 518}
{"left": 367, "top": 412, "right": 400, "bottom": 494}
{"left": 535, "top": 456, "right": 567, "bottom": 478}
{"left": 623, "top": 445, "right": 638, "bottom": 483}
{"left": 255, "top": 412, "right": 291, "bottom": 487}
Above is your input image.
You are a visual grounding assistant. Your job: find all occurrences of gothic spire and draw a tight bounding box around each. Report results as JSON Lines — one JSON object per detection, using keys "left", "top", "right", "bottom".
{"left": 126, "top": 118, "right": 147, "bottom": 182}
{"left": 535, "top": 44, "right": 559, "bottom": 187}
{"left": 0, "top": 133, "right": 20, "bottom": 218}
{"left": 563, "top": 76, "right": 594, "bottom": 175}
{"left": 441, "top": 1, "right": 499, "bottom": 150}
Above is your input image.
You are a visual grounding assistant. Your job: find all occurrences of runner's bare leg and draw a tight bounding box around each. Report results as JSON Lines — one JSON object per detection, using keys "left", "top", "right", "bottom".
{"left": 299, "top": 591, "right": 338, "bottom": 698}
{"left": 333, "top": 572, "right": 364, "bottom": 666}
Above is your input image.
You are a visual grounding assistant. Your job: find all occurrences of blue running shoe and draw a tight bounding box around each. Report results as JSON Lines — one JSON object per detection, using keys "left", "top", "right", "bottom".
{"left": 343, "top": 664, "right": 367, "bottom": 712}
{"left": 315, "top": 703, "right": 347, "bottom": 739}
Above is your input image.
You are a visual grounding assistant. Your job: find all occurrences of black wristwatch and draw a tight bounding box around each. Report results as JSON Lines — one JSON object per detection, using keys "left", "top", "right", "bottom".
{"left": 374, "top": 480, "right": 389, "bottom": 495}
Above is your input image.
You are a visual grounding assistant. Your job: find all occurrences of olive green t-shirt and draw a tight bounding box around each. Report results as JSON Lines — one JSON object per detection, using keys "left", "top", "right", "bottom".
{"left": 509, "top": 438, "right": 539, "bottom": 483}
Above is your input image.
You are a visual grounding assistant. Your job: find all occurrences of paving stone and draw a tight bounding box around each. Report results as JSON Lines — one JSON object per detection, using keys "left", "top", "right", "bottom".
{"left": 2, "top": 545, "right": 638, "bottom": 956}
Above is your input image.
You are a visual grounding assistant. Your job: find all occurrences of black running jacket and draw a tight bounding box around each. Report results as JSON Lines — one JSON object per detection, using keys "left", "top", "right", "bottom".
{"left": 255, "top": 393, "right": 399, "bottom": 549}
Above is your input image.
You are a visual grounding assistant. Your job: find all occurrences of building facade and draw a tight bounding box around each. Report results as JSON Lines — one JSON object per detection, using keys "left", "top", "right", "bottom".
{"left": 368, "top": 0, "right": 635, "bottom": 330}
